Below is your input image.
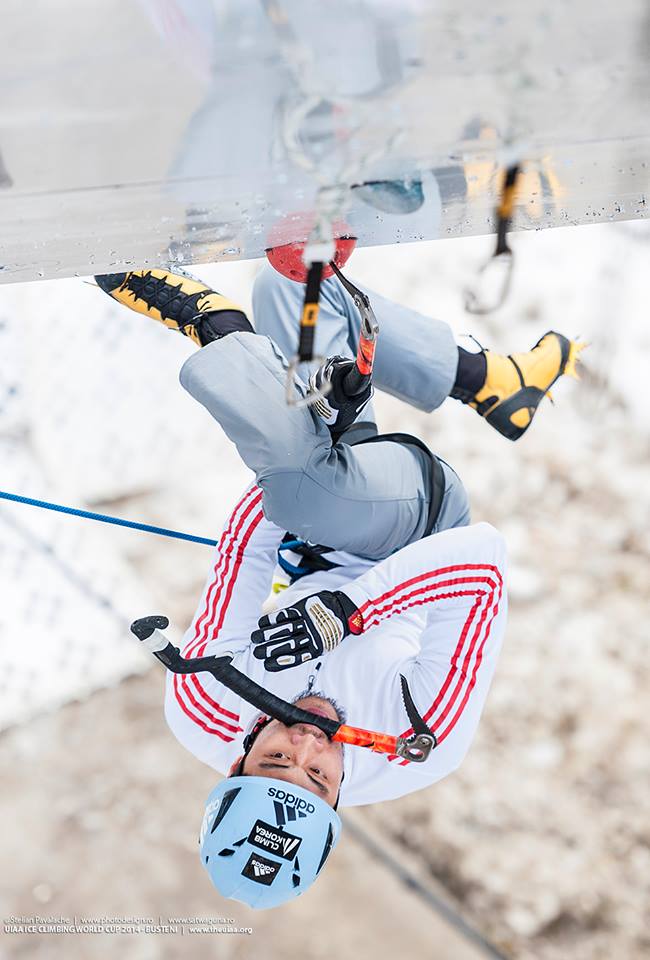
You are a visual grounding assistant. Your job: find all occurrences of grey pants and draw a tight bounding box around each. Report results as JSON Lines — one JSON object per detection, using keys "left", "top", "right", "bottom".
{"left": 179, "top": 264, "right": 470, "bottom": 560}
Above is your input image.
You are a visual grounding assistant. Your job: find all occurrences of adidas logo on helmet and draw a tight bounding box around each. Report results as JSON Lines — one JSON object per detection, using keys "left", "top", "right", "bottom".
{"left": 241, "top": 852, "right": 282, "bottom": 887}
{"left": 267, "top": 787, "right": 315, "bottom": 825}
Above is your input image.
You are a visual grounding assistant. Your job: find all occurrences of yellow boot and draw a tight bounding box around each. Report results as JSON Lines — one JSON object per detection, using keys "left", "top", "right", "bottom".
{"left": 95, "top": 269, "right": 251, "bottom": 346}
{"left": 468, "top": 331, "right": 585, "bottom": 440}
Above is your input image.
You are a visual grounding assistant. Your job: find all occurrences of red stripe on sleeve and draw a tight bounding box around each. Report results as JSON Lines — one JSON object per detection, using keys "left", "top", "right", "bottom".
{"left": 423, "top": 594, "right": 483, "bottom": 721}
{"left": 363, "top": 583, "right": 488, "bottom": 630}
{"left": 186, "top": 489, "right": 263, "bottom": 657}
{"left": 173, "top": 493, "right": 265, "bottom": 735}
{"left": 173, "top": 673, "right": 235, "bottom": 741}
{"left": 434, "top": 590, "right": 503, "bottom": 744}
{"left": 185, "top": 486, "right": 262, "bottom": 655}
{"left": 360, "top": 564, "right": 503, "bottom": 765}
{"left": 360, "top": 563, "right": 501, "bottom": 623}
{"left": 187, "top": 673, "right": 242, "bottom": 729}
{"left": 196, "top": 505, "right": 265, "bottom": 657}
{"left": 175, "top": 673, "right": 241, "bottom": 733}
{"left": 173, "top": 489, "right": 260, "bottom": 731}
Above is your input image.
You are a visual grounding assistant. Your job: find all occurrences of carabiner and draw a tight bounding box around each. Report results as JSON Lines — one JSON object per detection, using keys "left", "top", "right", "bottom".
{"left": 464, "top": 247, "right": 515, "bottom": 315}
{"left": 465, "top": 162, "right": 521, "bottom": 315}
{"left": 285, "top": 353, "right": 332, "bottom": 408}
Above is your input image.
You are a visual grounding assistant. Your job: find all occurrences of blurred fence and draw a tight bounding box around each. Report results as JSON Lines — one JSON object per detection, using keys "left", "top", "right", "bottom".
{"left": 0, "top": 265, "right": 255, "bottom": 729}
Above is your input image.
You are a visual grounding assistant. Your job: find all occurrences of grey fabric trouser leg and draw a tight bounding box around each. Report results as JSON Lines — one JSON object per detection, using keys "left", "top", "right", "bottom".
{"left": 179, "top": 266, "right": 470, "bottom": 560}
{"left": 182, "top": 333, "right": 445, "bottom": 559}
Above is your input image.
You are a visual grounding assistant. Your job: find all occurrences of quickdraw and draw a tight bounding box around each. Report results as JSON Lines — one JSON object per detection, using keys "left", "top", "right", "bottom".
{"left": 285, "top": 258, "right": 329, "bottom": 407}
{"left": 465, "top": 161, "right": 522, "bottom": 315}
{"left": 132, "top": 615, "right": 436, "bottom": 763}
{"left": 286, "top": 254, "right": 379, "bottom": 407}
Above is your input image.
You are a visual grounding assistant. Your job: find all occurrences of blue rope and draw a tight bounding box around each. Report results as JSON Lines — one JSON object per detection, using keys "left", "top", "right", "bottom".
{"left": 0, "top": 490, "right": 218, "bottom": 546}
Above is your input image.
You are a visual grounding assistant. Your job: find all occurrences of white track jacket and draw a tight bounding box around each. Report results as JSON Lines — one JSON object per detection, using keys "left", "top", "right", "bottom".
{"left": 165, "top": 485, "right": 508, "bottom": 806}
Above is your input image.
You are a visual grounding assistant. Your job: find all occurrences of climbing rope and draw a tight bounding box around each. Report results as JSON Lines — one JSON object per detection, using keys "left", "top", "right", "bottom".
{"left": 0, "top": 490, "right": 218, "bottom": 546}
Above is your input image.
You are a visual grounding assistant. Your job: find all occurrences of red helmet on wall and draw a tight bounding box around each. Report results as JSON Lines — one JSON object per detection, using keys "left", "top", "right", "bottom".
{"left": 265, "top": 212, "right": 356, "bottom": 282}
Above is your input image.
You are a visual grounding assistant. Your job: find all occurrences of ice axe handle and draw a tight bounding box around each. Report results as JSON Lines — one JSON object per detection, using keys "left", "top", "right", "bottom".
{"left": 328, "top": 261, "right": 378, "bottom": 396}
{"left": 344, "top": 312, "right": 378, "bottom": 395}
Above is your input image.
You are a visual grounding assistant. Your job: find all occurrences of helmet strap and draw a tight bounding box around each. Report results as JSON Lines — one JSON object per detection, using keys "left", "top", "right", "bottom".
{"left": 241, "top": 714, "right": 273, "bottom": 755}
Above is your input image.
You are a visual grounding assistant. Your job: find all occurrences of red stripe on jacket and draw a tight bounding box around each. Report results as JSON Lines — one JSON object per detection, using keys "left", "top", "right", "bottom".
{"left": 173, "top": 487, "right": 263, "bottom": 734}
{"left": 360, "top": 564, "right": 503, "bottom": 765}
{"left": 186, "top": 485, "right": 262, "bottom": 655}
{"left": 173, "top": 675, "right": 235, "bottom": 741}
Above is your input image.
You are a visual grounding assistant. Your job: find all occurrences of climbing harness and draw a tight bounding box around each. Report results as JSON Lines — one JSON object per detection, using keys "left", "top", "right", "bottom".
{"left": 131, "top": 615, "right": 437, "bottom": 763}
{"left": 277, "top": 534, "right": 341, "bottom": 583}
{"left": 465, "top": 161, "right": 522, "bottom": 315}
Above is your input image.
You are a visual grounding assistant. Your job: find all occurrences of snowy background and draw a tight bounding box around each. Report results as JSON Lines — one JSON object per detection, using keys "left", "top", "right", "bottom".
{"left": 1, "top": 220, "right": 649, "bottom": 959}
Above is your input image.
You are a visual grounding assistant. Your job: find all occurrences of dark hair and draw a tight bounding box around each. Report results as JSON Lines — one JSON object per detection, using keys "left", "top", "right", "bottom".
{"left": 232, "top": 755, "right": 247, "bottom": 777}
{"left": 291, "top": 689, "right": 346, "bottom": 724}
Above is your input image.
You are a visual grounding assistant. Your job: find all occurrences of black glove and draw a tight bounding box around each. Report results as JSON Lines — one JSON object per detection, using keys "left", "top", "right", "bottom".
{"left": 309, "top": 356, "right": 373, "bottom": 436}
{"left": 251, "top": 590, "right": 364, "bottom": 672}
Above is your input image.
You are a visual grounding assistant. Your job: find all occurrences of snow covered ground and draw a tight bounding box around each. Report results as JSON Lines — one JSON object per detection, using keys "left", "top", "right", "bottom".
{"left": 1, "top": 220, "right": 649, "bottom": 958}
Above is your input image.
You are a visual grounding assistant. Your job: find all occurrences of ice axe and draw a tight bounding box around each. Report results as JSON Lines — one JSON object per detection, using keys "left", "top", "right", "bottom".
{"left": 131, "top": 615, "right": 435, "bottom": 763}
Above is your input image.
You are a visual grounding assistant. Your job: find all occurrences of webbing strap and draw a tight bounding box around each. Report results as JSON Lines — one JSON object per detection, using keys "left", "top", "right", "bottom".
{"left": 297, "top": 260, "right": 324, "bottom": 362}
{"left": 494, "top": 162, "right": 521, "bottom": 256}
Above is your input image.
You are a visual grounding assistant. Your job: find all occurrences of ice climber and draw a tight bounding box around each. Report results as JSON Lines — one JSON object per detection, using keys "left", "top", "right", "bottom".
{"left": 96, "top": 264, "right": 582, "bottom": 909}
